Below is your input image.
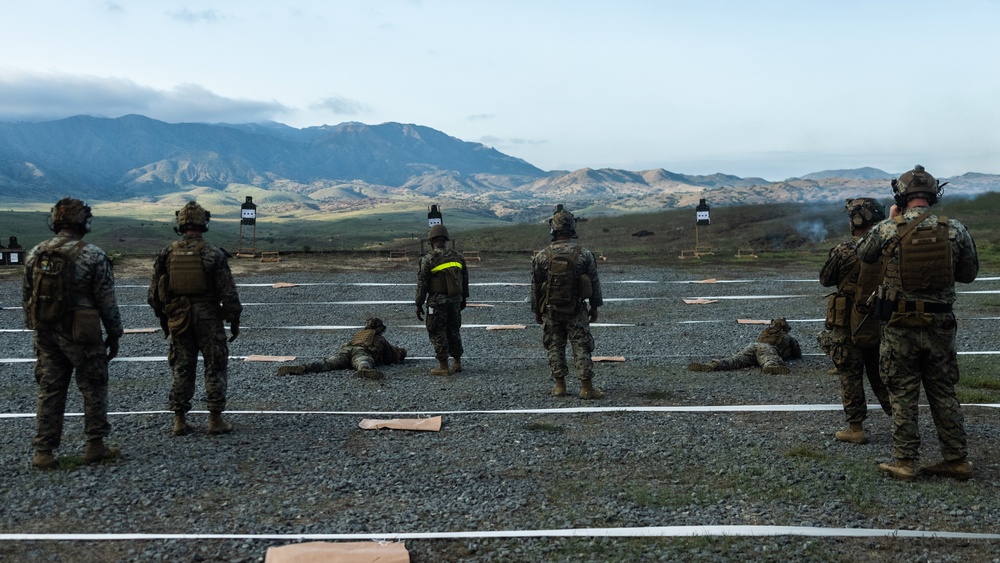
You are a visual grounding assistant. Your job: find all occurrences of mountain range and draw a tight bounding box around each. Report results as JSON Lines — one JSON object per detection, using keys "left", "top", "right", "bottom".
{"left": 2, "top": 115, "right": 998, "bottom": 221}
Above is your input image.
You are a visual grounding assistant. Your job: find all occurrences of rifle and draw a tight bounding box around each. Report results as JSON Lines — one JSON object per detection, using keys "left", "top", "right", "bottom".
{"left": 852, "top": 289, "right": 878, "bottom": 338}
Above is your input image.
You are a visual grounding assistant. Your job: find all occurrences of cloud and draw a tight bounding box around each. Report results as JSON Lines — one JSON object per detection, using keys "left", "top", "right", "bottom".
{"left": 168, "top": 8, "right": 224, "bottom": 23}
{"left": 104, "top": 1, "right": 125, "bottom": 14}
{"left": 478, "top": 135, "right": 546, "bottom": 147}
{"left": 466, "top": 113, "right": 496, "bottom": 121}
{"left": 0, "top": 70, "right": 288, "bottom": 124}
{"left": 311, "top": 95, "right": 371, "bottom": 116}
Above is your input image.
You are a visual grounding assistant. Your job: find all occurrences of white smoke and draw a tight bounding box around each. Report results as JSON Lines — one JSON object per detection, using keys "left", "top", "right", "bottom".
{"left": 794, "top": 220, "right": 828, "bottom": 243}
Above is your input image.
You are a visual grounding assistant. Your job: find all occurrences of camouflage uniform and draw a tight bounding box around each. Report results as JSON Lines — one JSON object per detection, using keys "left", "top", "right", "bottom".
{"left": 148, "top": 233, "right": 242, "bottom": 414}
{"left": 857, "top": 206, "right": 979, "bottom": 464}
{"left": 295, "top": 327, "right": 406, "bottom": 374}
{"left": 23, "top": 231, "right": 124, "bottom": 453}
{"left": 415, "top": 246, "right": 469, "bottom": 364}
{"left": 819, "top": 237, "right": 891, "bottom": 423}
{"left": 693, "top": 319, "right": 801, "bottom": 373}
{"left": 530, "top": 240, "right": 604, "bottom": 382}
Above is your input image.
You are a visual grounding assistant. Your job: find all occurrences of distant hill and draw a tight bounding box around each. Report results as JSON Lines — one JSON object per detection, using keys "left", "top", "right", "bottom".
{"left": 1, "top": 115, "right": 998, "bottom": 222}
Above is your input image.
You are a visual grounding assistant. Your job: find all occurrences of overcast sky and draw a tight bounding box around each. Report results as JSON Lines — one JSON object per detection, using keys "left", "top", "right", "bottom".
{"left": 1, "top": 1, "right": 998, "bottom": 180}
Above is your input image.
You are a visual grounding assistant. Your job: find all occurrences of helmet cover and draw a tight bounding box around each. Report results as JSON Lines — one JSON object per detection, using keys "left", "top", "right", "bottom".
{"left": 428, "top": 224, "right": 450, "bottom": 240}
{"left": 845, "top": 197, "right": 887, "bottom": 230}
{"left": 50, "top": 197, "right": 93, "bottom": 233}
{"left": 176, "top": 201, "right": 211, "bottom": 232}
{"left": 892, "top": 165, "right": 942, "bottom": 205}
{"left": 548, "top": 205, "right": 577, "bottom": 238}
{"left": 364, "top": 317, "right": 386, "bottom": 334}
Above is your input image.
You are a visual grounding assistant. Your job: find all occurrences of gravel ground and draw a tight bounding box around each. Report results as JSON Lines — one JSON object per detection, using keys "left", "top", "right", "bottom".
{"left": 1, "top": 258, "right": 999, "bottom": 562}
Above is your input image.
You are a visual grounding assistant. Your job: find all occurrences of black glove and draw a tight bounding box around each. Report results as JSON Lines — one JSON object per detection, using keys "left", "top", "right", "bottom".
{"left": 460, "top": 301, "right": 467, "bottom": 311}
{"left": 416, "top": 304, "right": 424, "bottom": 322}
{"left": 228, "top": 319, "right": 240, "bottom": 342}
{"left": 105, "top": 336, "right": 120, "bottom": 361}
{"left": 159, "top": 316, "right": 170, "bottom": 339}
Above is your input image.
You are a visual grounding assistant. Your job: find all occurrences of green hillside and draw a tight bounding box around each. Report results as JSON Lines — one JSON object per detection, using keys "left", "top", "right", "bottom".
{"left": 2, "top": 194, "right": 998, "bottom": 271}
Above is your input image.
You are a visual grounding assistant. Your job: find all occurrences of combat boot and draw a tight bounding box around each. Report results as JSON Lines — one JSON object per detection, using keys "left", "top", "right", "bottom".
{"left": 430, "top": 359, "right": 450, "bottom": 376}
{"left": 32, "top": 450, "right": 58, "bottom": 470}
{"left": 922, "top": 459, "right": 973, "bottom": 480}
{"left": 83, "top": 439, "right": 120, "bottom": 465}
{"left": 687, "top": 361, "right": 718, "bottom": 372}
{"left": 879, "top": 459, "right": 916, "bottom": 481}
{"left": 835, "top": 422, "right": 867, "bottom": 444}
{"left": 172, "top": 412, "right": 192, "bottom": 436}
{"left": 551, "top": 377, "right": 567, "bottom": 397}
{"left": 762, "top": 363, "right": 790, "bottom": 375}
{"left": 207, "top": 411, "right": 233, "bottom": 435}
{"left": 451, "top": 357, "right": 463, "bottom": 373}
{"left": 579, "top": 379, "right": 603, "bottom": 400}
{"left": 356, "top": 368, "right": 385, "bottom": 380}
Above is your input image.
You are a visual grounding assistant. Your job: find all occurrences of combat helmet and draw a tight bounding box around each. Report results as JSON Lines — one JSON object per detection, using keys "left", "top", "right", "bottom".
{"left": 364, "top": 317, "right": 386, "bottom": 334}
{"left": 49, "top": 197, "right": 93, "bottom": 233}
{"left": 428, "top": 224, "right": 450, "bottom": 241}
{"left": 548, "top": 204, "right": 577, "bottom": 240}
{"left": 892, "top": 165, "right": 946, "bottom": 207}
{"left": 844, "top": 197, "right": 887, "bottom": 231}
{"left": 175, "top": 201, "right": 211, "bottom": 233}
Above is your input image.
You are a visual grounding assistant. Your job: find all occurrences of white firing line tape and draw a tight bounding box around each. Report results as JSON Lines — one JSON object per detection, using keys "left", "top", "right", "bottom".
{"left": 2, "top": 525, "right": 1000, "bottom": 541}
{"left": 686, "top": 294, "right": 813, "bottom": 300}
{"left": 7, "top": 349, "right": 1000, "bottom": 365}
{"left": 3, "top": 404, "right": 999, "bottom": 419}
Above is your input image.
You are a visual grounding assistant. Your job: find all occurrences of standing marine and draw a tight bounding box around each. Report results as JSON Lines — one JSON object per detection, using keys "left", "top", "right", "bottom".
{"left": 23, "top": 198, "right": 124, "bottom": 469}
{"left": 818, "top": 198, "right": 892, "bottom": 445}
{"left": 276, "top": 317, "right": 407, "bottom": 379}
{"left": 415, "top": 225, "right": 469, "bottom": 375}
{"left": 531, "top": 205, "right": 604, "bottom": 399}
{"left": 148, "top": 201, "right": 243, "bottom": 436}
{"left": 857, "top": 165, "right": 979, "bottom": 481}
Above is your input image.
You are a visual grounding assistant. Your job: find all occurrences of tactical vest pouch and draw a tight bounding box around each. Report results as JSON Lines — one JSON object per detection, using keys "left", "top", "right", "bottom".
{"left": 444, "top": 267, "right": 463, "bottom": 298}
{"left": 163, "top": 297, "right": 193, "bottom": 336}
{"left": 168, "top": 241, "right": 208, "bottom": 296}
{"left": 898, "top": 216, "right": 952, "bottom": 292}
{"left": 543, "top": 246, "right": 582, "bottom": 314}
{"left": 850, "top": 302, "right": 880, "bottom": 348}
{"left": 825, "top": 294, "right": 851, "bottom": 328}
{"left": 886, "top": 311, "right": 933, "bottom": 328}
{"left": 29, "top": 240, "right": 86, "bottom": 329}
{"left": 72, "top": 308, "right": 103, "bottom": 345}
{"left": 349, "top": 329, "right": 377, "bottom": 348}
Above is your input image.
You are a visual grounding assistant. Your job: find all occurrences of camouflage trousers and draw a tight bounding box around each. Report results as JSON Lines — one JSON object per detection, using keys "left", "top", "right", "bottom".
{"left": 880, "top": 314, "right": 967, "bottom": 462}
{"left": 425, "top": 300, "right": 463, "bottom": 362}
{"left": 818, "top": 327, "right": 891, "bottom": 423}
{"left": 715, "top": 343, "right": 784, "bottom": 372}
{"left": 32, "top": 329, "right": 110, "bottom": 451}
{"left": 303, "top": 346, "right": 375, "bottom": 373}
{"left": 541, "top": 308, "right": 595, "bottom": 381}
{"left": 167, "top": 317, "right": 229, "bottom": 413}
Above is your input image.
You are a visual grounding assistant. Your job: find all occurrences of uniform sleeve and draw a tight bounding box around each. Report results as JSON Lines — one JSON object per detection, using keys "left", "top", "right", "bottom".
{"left": 92, "top": 251, "right": 125, "bottom": 339}
{"left": 952, "top": 221, "right": 980, "bottom": 284}
{"left": 530, "top": 250, "right": 546, "bottom": 314}
{"left": 21, "top": 247, "right": 38, "bottom": 328}
{"left": 856, "top": 224, "right": 887, "bottom": 265}
{"left": 415, "top": 256, "right": 430, "bottom": 305}
{"left": 461, "top": 255, "right": 470, "bottom": 300}
{"left": 819, "top": 244, "right": 846, "bottom": 287}
{"left": 213, "top": 252, "right": 243, "bottom": 323}
{"left": 582, "top": 248, "right": 603, "bottom": 308}
{"left": 147, "top": 249, "right": 168, "bottom": 313}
